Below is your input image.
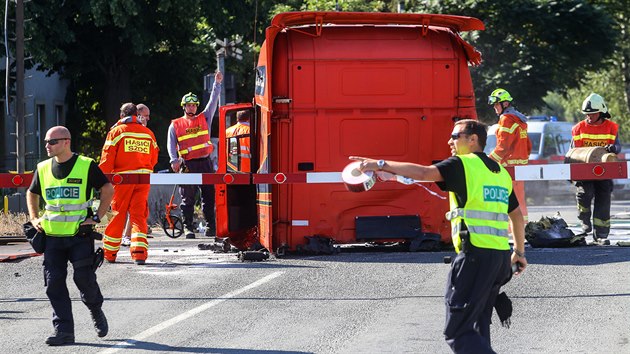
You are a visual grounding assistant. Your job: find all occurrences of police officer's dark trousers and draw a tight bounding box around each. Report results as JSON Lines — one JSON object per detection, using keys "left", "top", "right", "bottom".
{"left": 575, "top": 180, "right": 612, "bottom": 238}
{"left": 180, "top": 156, "right": 216, "bottom": 232}
{"left": 44, "top": 233, "right": 104, "bottom": 333}
{"left": 444, "top": 245, "right": 511, "bottom": 354}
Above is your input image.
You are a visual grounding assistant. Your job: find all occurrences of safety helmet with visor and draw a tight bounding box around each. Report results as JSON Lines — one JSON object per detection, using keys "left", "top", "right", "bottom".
{"left": 180, "top": 92, "right": 200, "bottom": 106}
{"left": 487, "top": 88, "right": 513, "bottom": 105}
{"left": 581, "top": 93, "right": 608, "bottom": 115}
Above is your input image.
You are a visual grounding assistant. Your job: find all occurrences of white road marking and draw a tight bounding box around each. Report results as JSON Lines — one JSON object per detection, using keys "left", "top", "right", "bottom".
{"left": 98, "top": 271, "right": 284, "bottom": 353}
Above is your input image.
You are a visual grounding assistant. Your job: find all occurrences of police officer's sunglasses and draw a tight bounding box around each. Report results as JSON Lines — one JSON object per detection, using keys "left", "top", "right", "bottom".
{"left": 450, "top": 132, "right": 468, "bottom": 140}
{"left": 44, "top": 138, "right": 70, "bottom": 145}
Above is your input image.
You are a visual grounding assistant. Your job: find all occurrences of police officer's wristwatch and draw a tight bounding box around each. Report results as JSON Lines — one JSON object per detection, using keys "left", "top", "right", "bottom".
{"left": 91, "top": 214, "right": 101, "bottom": 224}
{"left": 377, "top": 160, "right": 386, "bottom": 171}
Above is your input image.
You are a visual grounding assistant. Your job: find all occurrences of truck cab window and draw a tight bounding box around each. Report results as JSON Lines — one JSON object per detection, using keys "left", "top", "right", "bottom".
{"left": 225, "top": 109, "right": 252, "bottom": 173}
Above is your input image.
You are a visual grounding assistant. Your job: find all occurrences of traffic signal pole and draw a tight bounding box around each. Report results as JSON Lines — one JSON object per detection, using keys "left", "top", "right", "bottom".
{"left": 215, "top": 36, "right": 243, "bottom": 106}
{"left": 15, "top": 0, "right": 25, "bottom": 174}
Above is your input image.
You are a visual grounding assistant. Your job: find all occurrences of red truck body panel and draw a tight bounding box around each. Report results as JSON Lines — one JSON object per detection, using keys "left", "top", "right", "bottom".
{"left": 217, "top": 12, "right": 483, "bottom": 253}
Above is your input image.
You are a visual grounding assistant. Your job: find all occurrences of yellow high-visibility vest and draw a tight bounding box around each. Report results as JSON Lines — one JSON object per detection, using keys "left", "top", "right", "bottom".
{"left": 38, "top": 156, "right": 93, "bottom": 236}
{"left": 446, "top": 154, "right": 512, "bottom": 253}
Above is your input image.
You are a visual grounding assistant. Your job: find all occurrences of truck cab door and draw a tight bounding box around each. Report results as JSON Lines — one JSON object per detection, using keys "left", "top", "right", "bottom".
{"left": 216, "top": 104, "right": 257, "bottom": 244}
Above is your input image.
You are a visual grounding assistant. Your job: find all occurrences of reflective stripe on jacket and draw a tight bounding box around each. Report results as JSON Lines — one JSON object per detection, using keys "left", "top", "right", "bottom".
{"left": 572, "top": 119, "right": 618, "bottom": 147}
{"left": 172, "top": 114, "right": 213, "bottom": 160}
{"left": 489, "top": 113, "right": 532, "bottom": 166}
{"left": 447, "top": 154, "right": 512, "bottom": 253}
{"left": 39, "top": 156, "right": 93, "bottom": 237}
{"left": 99, "top": 116, "right": 159, "bottom": 174}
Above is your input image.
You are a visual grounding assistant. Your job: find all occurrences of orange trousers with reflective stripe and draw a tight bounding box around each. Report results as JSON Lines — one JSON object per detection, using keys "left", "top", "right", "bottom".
{"left": 103, "top": 184, "right": 150, "bottom": 262}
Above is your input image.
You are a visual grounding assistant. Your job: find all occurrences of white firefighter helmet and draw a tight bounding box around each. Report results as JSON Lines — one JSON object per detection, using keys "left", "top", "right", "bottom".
{"left": 581, "top": 93, "right": 608, "bottom": 115}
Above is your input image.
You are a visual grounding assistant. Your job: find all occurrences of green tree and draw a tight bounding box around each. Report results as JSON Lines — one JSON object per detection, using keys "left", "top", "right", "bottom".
{"left": 265, "top": 0, "right": 392, "bottom": 16}
{"left": 411, "top": 0, "right": 618, "bottom": 122}
{"left": 593, "top": 0, "right": 630, "bottom": 113}
{"left": 18, "top": 0, "right": 627, "bottom": 160}
{"left": 25, "top": 0, "right": 220, "bottom": 160}
{"left": 541, "top": 0, "right": 630, "bottom": 142}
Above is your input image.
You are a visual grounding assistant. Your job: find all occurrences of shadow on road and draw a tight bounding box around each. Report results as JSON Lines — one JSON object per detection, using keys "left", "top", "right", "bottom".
{"left": 515, "top": 292, "right": 630, "bottom": 299}
{"left": 281, "top": 244, "right": 630, "bottom": 266}
{"left": 526, "top": 246, "right": 630, "bottom": 266}
{"left": 74, "top": 339, "right": 312, "bottom": 353}
{"left": 288, "top": 251, "right": 454, "bottom": 265}
{"left": 143, "top": 262, "right": 320, "bottom": 269}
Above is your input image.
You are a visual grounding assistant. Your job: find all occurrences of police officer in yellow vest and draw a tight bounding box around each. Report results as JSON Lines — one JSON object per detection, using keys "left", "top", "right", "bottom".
{"left": 26, "top": 126, "right": 114, "bottom": 346}
{"left": 351, "top": 119, "right": 527, "bottom": 354}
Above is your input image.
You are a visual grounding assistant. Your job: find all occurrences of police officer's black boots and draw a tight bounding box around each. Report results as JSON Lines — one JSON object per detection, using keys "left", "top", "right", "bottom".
{"left": 45, "top": 331, "right": 75, "bottom": 346}
{"left": 90, "top": 308, "right": 109, "bottom": 337}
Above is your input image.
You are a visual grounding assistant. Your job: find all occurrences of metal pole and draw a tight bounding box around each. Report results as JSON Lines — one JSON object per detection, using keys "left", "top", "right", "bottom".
{"left": 15, "top": 0, "right": 24, "bottom": 174}
{"left": 217, "top": 39, "right": 226, "bottom": 106}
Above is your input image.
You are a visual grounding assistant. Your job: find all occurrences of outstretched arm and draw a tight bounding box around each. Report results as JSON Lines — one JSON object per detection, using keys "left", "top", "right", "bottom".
{"left": 202, "top": 71, "right": 224, "bottom": 127}
{"left": 349, "top": 156, "right": 444, "bottom": 182}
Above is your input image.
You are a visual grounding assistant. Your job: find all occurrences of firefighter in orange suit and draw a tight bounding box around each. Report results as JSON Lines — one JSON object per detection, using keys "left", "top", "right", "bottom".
{"left": 225, "top": 110, "right": 251, "bottom": 172}
{"left": 571, "top": 93, "right": 620, "bottom": 245}
{"left": 487, "top": 88, "right": 532, "bottom": 221}
{"left": 99, "top": 103, "right": 159, "bottom": 265}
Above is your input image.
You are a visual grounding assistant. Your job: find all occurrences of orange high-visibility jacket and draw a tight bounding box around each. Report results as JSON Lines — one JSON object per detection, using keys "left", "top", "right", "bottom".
{"left": 489, "top": 113, "right": 532, "bottom": 166}
{"left": 572, "top": 119, "right": 618, "bottom": 147}
{"left": 225, "top": 122, "right": 251, "bottom": 172}
{"left": 99, "top": 116, "right": 159, "bottom": 174}
{"left": 172, "top": 114, "right": 213, "bottom": 160}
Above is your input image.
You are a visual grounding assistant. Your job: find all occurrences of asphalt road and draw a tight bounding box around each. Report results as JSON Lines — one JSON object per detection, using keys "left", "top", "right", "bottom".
{"left": 1, "top": 202, "right": 630, "bottom": 353}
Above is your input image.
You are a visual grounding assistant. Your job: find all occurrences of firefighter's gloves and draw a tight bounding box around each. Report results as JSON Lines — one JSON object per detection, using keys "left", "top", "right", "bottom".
{"left": 604, "top": 144, "right": 618, "bottom": 154}
{"left": 171, "top": 158, "right": 188, "bottom": 173}
{"left": 171, "top": 158, "right": 183, "bottom": 173}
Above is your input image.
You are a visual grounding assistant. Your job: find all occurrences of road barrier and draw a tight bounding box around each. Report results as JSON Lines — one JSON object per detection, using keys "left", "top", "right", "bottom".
{"left": 0, "top": 161, "right": 628, "bottom": 188}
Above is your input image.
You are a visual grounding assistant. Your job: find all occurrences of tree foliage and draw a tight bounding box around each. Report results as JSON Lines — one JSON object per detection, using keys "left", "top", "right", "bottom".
{"left": 538, "top": 0, "right": 630, "bottom": 141}
{"left": 409, "top": 0, "right": 618, "bottom": 121}
{"left": 593, "top": 0, "right": 630, "bottom": 113}
{"left": 14, "top": 0, "right": 630, "bottom": 160}
{"left": 25, "top": 0, "right": 219, "bottom": 161}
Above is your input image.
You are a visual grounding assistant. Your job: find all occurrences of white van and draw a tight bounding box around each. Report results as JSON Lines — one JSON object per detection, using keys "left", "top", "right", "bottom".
{"left": 484, "top": 116, "right": 574, "bottom": 204}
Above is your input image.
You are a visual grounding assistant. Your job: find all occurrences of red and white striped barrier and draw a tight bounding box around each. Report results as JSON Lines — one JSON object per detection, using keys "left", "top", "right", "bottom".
{"left": 509, "top": 161, "right": 628, "bottom": 181}
{"left": 1, "top": 161, "right": 629, "bottom": 188}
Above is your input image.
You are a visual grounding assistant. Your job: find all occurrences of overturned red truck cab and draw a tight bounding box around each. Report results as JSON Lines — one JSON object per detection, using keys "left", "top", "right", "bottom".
{"left": 216, "top": 11, "right": 484, "bottom": 254}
